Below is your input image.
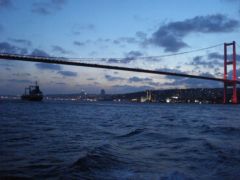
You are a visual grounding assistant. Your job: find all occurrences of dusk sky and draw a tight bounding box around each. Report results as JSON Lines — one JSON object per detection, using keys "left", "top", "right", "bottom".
{"left": 0, "top": 0, "right": 240, "bottom": 95}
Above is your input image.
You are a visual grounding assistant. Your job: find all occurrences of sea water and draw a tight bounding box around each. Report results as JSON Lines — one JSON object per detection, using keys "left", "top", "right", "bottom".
{"left": 0, "top": 100, "right": 240, "bottom": 179}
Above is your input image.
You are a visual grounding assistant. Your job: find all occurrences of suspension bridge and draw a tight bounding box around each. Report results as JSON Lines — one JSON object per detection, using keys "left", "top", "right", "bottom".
{"left": 0, "top": 41, "right": 239, "bottom": 104}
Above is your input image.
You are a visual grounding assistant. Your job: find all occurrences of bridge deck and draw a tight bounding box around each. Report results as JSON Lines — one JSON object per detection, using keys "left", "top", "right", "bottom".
{"left": 0, "top": 53, "right": 239, "bottom": 84}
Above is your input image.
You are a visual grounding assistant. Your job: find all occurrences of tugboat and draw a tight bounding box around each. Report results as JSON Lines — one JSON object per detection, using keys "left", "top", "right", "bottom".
{"left": 21, "top": 82, "right": 43, "bottom": 101}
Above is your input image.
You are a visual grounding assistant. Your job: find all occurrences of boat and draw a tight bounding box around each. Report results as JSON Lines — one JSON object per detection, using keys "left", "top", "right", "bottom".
{"left": 21, "top": 82, "right": 43, "bottom": 101}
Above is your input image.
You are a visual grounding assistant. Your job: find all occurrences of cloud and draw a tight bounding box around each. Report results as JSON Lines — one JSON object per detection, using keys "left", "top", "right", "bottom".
{"left": 8, "top": 79, "right": 32, "bottom": 83}
{"left": 136, "top": 31, "right": 147, "bottom": 40}
{"left": 155, "top": 67, "right": 220, "bottom": 87}
{"left": 77, "top": 38, "right": 116, "bottom": 50}
{"left": 9, "top": 38, "right": 32, "bottom": 46}
{"left": 33, "top": 49, "right": 62, "bottom": 71}
{"left": 148, "top": 14, "right": 239, "bottom": 52}
{"left": 112, "top": 40, "right": 120, "bottom": 45}
{"left": 72, "top": 24, "right": 95, "bottom": 35}
{"left": 164, "top": 78, "right": 221, "bottom": 88}
{"left": 105, "top": 75, "right": 160, "bottom": 87}
{"left": 189, "top": 55, "right": 222, "bottom": 68}
{"left": 96, "top": 38, "right": 111, "bottom": 44}
{"left": 125, "top": 51, "right": 143, "bottom": 58}
{"left": 88, "top": 51, "right": 98, "bottom": 57}
{"left": 105, "top": 75, "right": 125, "bottom": 81}
{"left": 111, "top": 85, "right": 152, "bottom": 93}
{"left": 102, "top": 50, "right": 144, "bottom": 64}
{"left": 157, "top": 67, "right": 221, "bottom": 88}
{"left": 74, "top": 39, "right": 112, "bottom": 47}
{"left": 0, "top": 0, "right": 12, "bottom": 8}
{"left": 121, "top": 50, "right": 143, "bottom": 63}
{"left": 227, "top": 68, "right": 240, "bottom": 79}
{"left": 208, "top": 52, "right": 223, "bottom": 60}
{"left": 56, "top": 82, "right": 66, "bottom": 85}
{"left": 155, "top": 68, "right": 187, "bottom": 80}
{"left": 128, "top": 76, "right": 152, "bottom": 83}
{"left": 208, "top": 52, "right": 240, "bottom": 60}
{"left": 128, "top": 76, "right": 161, "bottom": 87}
{"left": 73, "top": 41, "right": 86, "bottom": 47}
{"left": 12, "top": 73, "right": 31, "bottom": 77}
{"left": 163, "top": 74, "right": 222, "bottom": 88}
{"left": 113, "top": 37, "right": 138, "bottom": 45}
{"left": 0, "top": 62, "right": 14, "bottom": 67}
{"left": 31, "top": 49, "right": 72, "bottom": 72}
{"left": 35, "top": 63, "right": 62, "bottom": 71}
{"left": 32, "top": 0, "right": 67, "bottom": 15}
{"left": 52, "top": 45, "right": 70, "bottom": 54}
{"left": 57, "top": 70, "right": 77, "bottom": 77}
{"left": 0, "top": 42, "right": 28, "bottom": 54}
{"left": 32, "top": 3, "right": 51, "bottom": 15}
{"left": 73, "top": 36, "right": 140, "bottom": 49}
{"left": 105, "top": 58, "right": 120, "bottom": 64}
{"left": 31, "top": 49, "right": 50, "bottom": 57}
{"left": 147, "top": 81, "right": 162, "bottom": 87}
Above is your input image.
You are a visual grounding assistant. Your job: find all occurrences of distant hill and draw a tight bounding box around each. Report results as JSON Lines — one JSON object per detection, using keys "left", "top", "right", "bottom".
{"left": 44, "top": 88, "right": 240, "bottom": 104}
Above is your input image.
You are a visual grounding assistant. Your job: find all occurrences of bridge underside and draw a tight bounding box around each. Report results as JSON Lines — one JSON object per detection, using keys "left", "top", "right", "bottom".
{"left": 0, "top": 53, "right": 239, "bottom": 83}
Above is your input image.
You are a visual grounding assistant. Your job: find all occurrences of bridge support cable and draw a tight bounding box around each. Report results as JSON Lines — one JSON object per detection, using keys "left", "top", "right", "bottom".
{"left": 0, "top": 53, "right": 238, "bottom": 83}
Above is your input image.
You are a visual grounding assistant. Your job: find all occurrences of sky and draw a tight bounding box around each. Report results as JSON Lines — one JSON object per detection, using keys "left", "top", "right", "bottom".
{"left": 0, "top": 0, "right": 240, "bottom": 95}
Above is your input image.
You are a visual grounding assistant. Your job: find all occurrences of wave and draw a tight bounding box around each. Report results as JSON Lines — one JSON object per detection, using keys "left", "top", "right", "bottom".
{"left": 117, "top": 128, "right": 145, "bottom": 138}
{"left": 161, "top": 170, "right": 194, "bottom": 180}
{"left": 201, "top": 126, "right": 240, "bottom": 136}
{"left": 71, "top": 144, "right": 123, "bottom": 173}
{"left": 0, "top": 176, "right": 33, "bottom": 180}
{"left": 203, "top": 140, "right": 218, "bottom": 151}
{"left": 173, "top": 137, "right": 193, "bottom": 143}
{"left": 144, "top": 131, "right": 169, "bottom": 140}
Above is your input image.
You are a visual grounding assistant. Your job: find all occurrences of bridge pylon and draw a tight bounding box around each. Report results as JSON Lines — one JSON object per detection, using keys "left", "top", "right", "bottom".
{"left": 223, "top": 41, "right": 237, "bottom": 104}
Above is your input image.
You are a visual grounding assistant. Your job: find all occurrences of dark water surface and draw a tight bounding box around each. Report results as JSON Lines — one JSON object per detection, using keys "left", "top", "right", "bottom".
{"left": 0, "top": 100, "right": 240, "bottom": 179}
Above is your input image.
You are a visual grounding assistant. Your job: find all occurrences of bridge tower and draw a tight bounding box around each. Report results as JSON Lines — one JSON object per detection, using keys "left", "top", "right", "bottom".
{"left": 223, "top": 41, "right": 237, "bottom": 104}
